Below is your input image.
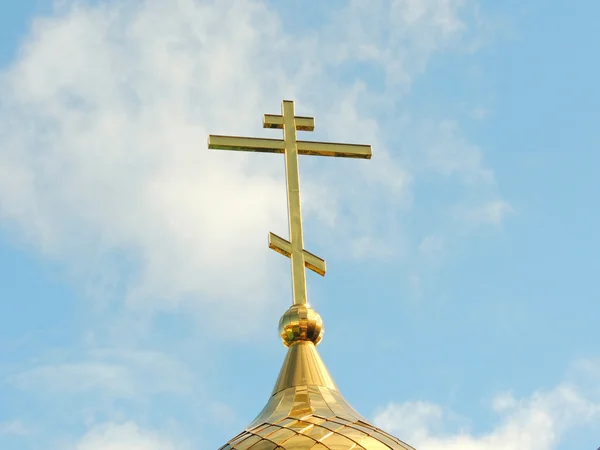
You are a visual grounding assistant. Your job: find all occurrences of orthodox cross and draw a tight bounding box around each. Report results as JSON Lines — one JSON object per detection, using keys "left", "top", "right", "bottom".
{"left": 208, "top": 100, "right": 371, "bottom": 306}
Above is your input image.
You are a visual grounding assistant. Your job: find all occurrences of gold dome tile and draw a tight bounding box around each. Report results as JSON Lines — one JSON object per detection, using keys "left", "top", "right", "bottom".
{"left": 218, "top": 341, "right": 414, "bottom": 450}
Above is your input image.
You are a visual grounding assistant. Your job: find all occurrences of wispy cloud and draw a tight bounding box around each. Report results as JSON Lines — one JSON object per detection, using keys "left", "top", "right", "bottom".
{"left": 10, "top": 349, "right": 193, "bottom": 397}
{"left": 423, "top": 119, "right": 494, "bottom": 184}
{"left": 75, "top": 422, "right": 185, "bottom": 450}
{"left": 373, "top": 360, "right": 600, "bottom": 449}
{"left": 0, "top": 420, "right": 29, "bottom": 436}
{"left": 454, "top": 199, "right": 514, "bottom": 226}
{"left": 0, "top": 0, "right": 503, "bottom": 331}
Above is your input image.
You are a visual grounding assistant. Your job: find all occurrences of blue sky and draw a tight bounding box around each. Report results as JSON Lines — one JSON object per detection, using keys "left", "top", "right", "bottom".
{"left": 0, "top": 0, "right": 599, "bottom": 449}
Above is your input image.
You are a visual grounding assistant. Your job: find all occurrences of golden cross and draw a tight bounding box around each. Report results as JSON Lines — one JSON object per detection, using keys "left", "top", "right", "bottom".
{"left": 208, "top": 100, "right": 371, "bottom": 306}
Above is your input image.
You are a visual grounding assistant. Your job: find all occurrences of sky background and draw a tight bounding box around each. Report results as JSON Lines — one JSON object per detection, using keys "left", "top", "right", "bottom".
{"left": 0, "top": 0, "right": 599, "bottom": 449}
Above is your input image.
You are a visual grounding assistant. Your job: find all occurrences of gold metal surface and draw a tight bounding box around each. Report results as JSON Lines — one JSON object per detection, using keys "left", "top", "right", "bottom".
{"left": 269, "top": 232, "right": 326, "bottom": 277}
{"left": 264, "top": 114, "right": 315, "bottom": 131}
{"left": 209, "top": 135, "right": 372, "bottom": 159}
{"left": 279, "top": 306, "right": 324, "bottom": 347}
{"left": 208, "top": 100, "right": 371, "bottom": 306}
{"left": 209, "top": 101, "right": 413, "bottom": 449}
{"left": 271, "top": 341, "right": 335, "bottom": 393}
{"left": 218, "top": 341, "right": 415, "bottom": 450}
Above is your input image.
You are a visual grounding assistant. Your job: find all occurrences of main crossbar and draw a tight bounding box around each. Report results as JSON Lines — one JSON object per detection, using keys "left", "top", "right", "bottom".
{"left": 208, "top": 135, "right": 371, "bottom": 159}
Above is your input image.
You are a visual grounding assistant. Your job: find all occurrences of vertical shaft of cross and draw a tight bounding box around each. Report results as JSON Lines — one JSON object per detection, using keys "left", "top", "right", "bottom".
{"left": 282, "top": 100, "right": 308, "bottom": 306}
{"left": 208, "top": 100, "right": 372, "bottom": 307}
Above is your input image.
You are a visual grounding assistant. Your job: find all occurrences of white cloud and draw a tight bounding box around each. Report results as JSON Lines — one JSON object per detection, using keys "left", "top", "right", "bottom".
{"left": 454, "top": 199, "right": 513, "bottom": 226}
{"left": 419, "top": 234, "right": 445, "bottom": 261}
{"left": 10, "top": 349, "right": 192, "bottom": 397}
{"left": 0, "top": 420, "right": 30, "bottom": 436}
{"left": 469, "top": 107, "right": 491, "bottom": 120}
{"left": 333, "top": 0, "right": 470, "bottom": 89}
{"left": 207, "top": 402, "right": 240, "bottom": 429}
{"left": 0, "top": 0, "right": 502, "bottom": 330}
{"left": 75, "top": 422, "right": 183, "bottom": 450}
{"left": 423, "top": 119, "right": 494, "bottom": 184}
{"left": 373, "top": 361, "right": 600, "bottom": 450}
{"left": 0, "top": 0, "right": 294, "bottom": 321}
{"left": 413, "top": 117, "right": 511, "bottom": 232}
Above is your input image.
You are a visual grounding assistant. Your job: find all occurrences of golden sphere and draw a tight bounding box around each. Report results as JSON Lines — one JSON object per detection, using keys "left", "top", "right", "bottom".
{"left": 279, "top": 304, "right": 324, "bottom": 347}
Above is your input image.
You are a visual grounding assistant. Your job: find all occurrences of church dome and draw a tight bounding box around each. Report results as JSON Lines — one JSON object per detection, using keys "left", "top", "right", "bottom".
{"left": 218, "top": 307, "right": 414, "bottom": 450}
